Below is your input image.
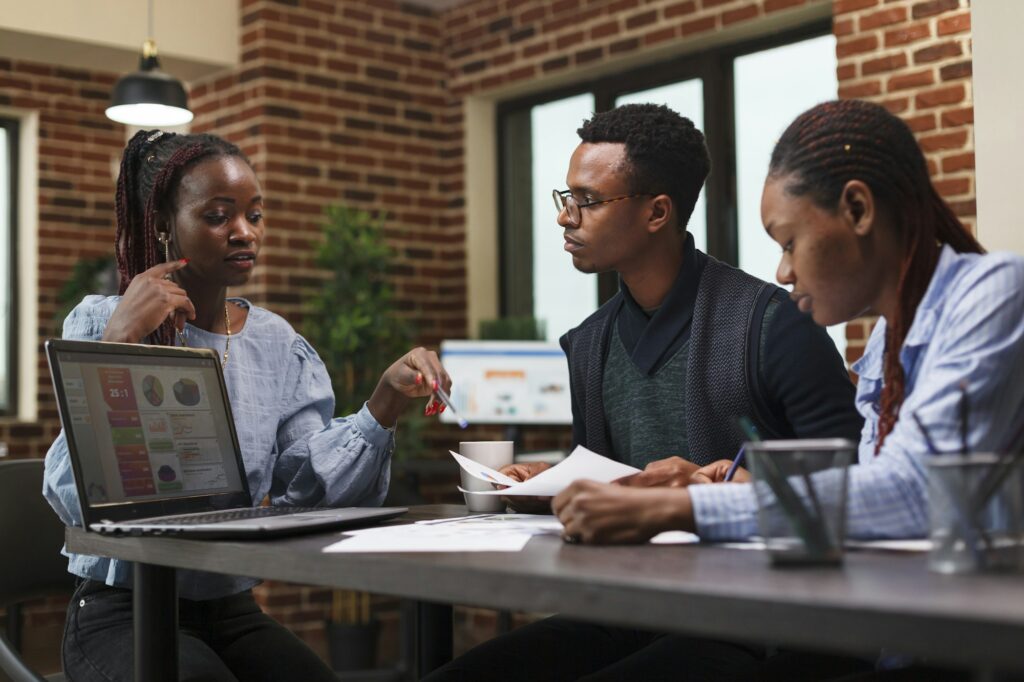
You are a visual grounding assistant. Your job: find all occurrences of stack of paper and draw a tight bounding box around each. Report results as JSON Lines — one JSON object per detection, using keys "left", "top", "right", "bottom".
{"left": 322, "top": 514, "right": 562, "bottom": 553}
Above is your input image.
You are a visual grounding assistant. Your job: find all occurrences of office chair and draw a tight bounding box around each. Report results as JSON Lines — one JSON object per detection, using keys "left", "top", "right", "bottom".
{"left": 0, "top": 459, "right": 72, "bottom": 682}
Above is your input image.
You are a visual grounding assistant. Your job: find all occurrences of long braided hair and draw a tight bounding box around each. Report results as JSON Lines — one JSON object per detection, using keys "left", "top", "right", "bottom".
{"left": 113, "top": 130, "right": 250, "bottom": 346}
{"left": 768, "top": 100, "right": 983, "bottom": 452}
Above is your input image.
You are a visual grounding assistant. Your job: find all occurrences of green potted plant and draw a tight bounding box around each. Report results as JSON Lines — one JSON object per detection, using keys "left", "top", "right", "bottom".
{"left": 303, "top": 204, "right": 417, "bottom": 672}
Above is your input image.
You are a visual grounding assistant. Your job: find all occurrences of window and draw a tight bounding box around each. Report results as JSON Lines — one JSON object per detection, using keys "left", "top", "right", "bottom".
{"left": 498, "top": 22, "right": 839, "bottom": 352}
{"left": 0, "top": 117, "right": 17, "bottom": 416}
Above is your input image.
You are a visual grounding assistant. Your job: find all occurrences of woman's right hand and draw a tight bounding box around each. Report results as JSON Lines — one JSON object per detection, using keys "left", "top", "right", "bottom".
{"left": 102, "top": 260, "right": 196, "bottom": 343}
{"left": 498, "top": 461, "right": 552, "bottom": 514}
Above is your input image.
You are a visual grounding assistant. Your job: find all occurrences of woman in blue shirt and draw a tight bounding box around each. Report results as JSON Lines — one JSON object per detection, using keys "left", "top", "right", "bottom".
{"left": 45, "top": 130, "right": 451, "bottom": 681}
{"left": 554, "top": 99, "right": 1024, "bottom": 546}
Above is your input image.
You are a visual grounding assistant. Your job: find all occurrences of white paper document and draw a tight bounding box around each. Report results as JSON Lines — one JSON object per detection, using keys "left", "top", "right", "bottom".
{"left": 322, "top": 514, "right": 562, "bottom": 553}
{"left": 321, "top": 514, "right": 699, "bottom": 553}
{"left": 451, "top": 445, "right": 641, "bottom": 496}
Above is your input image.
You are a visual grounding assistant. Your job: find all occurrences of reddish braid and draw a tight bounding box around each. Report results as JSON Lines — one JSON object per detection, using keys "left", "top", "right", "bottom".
{"left": 112, "top": 130, "right": 249, "bottom": 347}
{"left": 768, "top": 100, "right": 983, "bottom": 453}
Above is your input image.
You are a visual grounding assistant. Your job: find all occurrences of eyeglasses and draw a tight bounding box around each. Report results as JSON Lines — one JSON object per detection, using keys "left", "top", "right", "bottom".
{"left": 552, "top": 189, "right": 655, "bottom": 227}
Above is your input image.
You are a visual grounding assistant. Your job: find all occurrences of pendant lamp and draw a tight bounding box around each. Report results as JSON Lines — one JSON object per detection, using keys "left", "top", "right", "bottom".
{"left": 105, "top": 1, "right": 193, "bottom": 127}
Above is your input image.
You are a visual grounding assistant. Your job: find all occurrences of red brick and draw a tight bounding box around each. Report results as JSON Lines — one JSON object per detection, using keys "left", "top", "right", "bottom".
{"left": 884, "top": 24, "right": 930, "bottom": 47}
{"left": 913, "top": 40, "right": 962, "bottom": 64}
{"left": 591, "top": 20, "right": 619, "bottom": 39}
{"left": 918, "top": 129, "right": 968, "bottom": 152}
{"left": 933, "top": 177, "right": 970, "bottom": 198}
{"left": 722, "top": 5, "right": 759, "bottom": 26}
{"left": 912, "top": 0, "right": 959, "bottom": 20}
{"left": 665, "top": 0, "right": 697, "bottom": 18}
{"left": 915, "top": 83, "right": 965, "bottom": 109}
{"left": 838, "top": 80, "right": 882, "bottom": 98}
{"left": 937, "top": 12, "right": 970, "bottom": 36}
{"left": 681, "top": 15, "right": 717, "bottom": 36}
{"left": 764, "top": 0, "right": 805, "bottom": 12}
{"left": 645, "top": 26, "right": 678, "bottom": 45}
{"left": 941, "top": 106, "right": 974, "bottom": 127}
{"left": 859, "top": 7, "right": 907, "bottom": 30}
{"left": 834, "top": 18, "right": 854, "bottom": 36}
{"left": 862, "top": 53, "right": 908, "bottom": 76}
{"left": 941, "top": 152, "right": 974, "bottom": 173}
{"left": 879, "top": 96, "right": 910, "bottom": 114}
{"left": 625, "top": 9, "right": 658, "bottom": 30}
{"left": 887, "top": 69, "right": 934, "bottom": 91}
{"left": 837, "top": 35, "right": 879, "bottom": 58}
{"left": 834, "top": 0, "right": 878, "bottom": 14}
{"left": 556, "top": 31, "right": 585, "bottom": 49}
{"left": 903, "top": 113, "right": 936, "bottom": 133}
{"left": 836, "top": 63, "right": 857, "bottom": 80}
{"left": 940, "top": 61, "right": 972, "bottom": 81}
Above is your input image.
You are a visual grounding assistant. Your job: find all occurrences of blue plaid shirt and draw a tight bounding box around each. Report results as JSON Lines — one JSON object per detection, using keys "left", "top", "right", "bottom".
{"left": 43, "top": 296, "right": 395, "bottom": 599}
{"left": 691, "top": 246, "right": 1024, "bottom": 540}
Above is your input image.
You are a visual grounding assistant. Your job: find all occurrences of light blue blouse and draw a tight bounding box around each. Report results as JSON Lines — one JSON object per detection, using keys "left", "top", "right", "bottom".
{"left": 691, "top": 246, "right": 1024, "bottom": 540}
{"left": 43, "top": 296, "right": 395, "bottom": 600}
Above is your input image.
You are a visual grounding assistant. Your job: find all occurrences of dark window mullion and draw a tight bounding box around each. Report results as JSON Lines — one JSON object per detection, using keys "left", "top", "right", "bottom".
{"left": 1, "top": 117, "right": 18, "bottom": 417}
{"left": 497, "top": 108, "right": 534, "bottom": 319}
{"left": 702, "top": 52, "right": 738, "bottom": 265}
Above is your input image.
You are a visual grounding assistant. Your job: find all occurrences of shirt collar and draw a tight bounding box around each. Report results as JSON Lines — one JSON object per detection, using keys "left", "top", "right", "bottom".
{"left": 851, "top": 244, "right": 959, "bottom": 381}
{"left": 618, "top": 232, "right": 704, "bottom": 375}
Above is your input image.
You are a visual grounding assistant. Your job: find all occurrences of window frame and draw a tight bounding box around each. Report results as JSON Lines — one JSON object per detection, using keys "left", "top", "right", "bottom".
{"left": 496, "top": 19, "right": 832, "bottom": 318}
{"left": 0, "top": 116, "right": 19, "bottom": 417}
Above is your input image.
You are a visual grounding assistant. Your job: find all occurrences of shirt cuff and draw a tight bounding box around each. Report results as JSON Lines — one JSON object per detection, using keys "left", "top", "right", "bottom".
{"left": 688, "top": 482, "right": 761, "bottom": 541}
{"left": 355, "top": 402, "right": 396, "bottom": 451}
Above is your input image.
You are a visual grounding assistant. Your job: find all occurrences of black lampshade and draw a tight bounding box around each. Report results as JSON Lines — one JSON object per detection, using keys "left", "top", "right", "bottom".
{"left": 106, "top": 45, "right": 193, "bottom": 127}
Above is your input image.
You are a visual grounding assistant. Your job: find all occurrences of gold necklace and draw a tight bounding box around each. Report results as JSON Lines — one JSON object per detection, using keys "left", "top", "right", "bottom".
{"left": 175, "top": 303, "right": 231, "bottom": 366}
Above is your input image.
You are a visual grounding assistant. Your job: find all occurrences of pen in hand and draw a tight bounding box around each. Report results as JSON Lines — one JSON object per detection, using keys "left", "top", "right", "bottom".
{"left": 723, "top": 445, "right": 745, "bottom": 482}
{"left": 432, "top": 380, "right": 469, "bottom": 429}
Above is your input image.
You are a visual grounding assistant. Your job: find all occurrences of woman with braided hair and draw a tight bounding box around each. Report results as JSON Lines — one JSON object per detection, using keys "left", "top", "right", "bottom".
{"left": 44, "top": 129, "right": 452, "bottom": 681}
{"left": 554, "top": 99, "right": 1024, "bottom": 546}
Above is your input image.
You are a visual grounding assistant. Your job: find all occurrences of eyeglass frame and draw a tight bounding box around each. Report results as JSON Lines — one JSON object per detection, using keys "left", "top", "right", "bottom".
{"left": 552, "top": 189, "right": 656, "bottom": 227}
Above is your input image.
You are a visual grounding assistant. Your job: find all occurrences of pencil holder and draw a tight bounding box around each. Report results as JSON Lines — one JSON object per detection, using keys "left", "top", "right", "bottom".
{"left": 927, "top": 454, "right": 1024, "bottom": 574}
{"left": 747, "top": 439, "right": 855, "bottom": 566}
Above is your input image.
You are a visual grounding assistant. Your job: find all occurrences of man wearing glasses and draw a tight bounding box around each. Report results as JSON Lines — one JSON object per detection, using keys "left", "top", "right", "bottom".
{"left": 425, "top": 104, "right": 868, "bottom": 680}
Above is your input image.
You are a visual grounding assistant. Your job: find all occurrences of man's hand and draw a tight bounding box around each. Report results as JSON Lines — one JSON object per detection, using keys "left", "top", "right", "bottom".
{"left": 552, "top": 480, "right": 694, "bottom": 544}
{"left": 689, "top": 460, "right": 751, "bottom": 484}
{"left": 614, "top": 456, "right": 699, "bottom": 488}
{"left": 498, "top": 461, "right": 551, "bottom": 514}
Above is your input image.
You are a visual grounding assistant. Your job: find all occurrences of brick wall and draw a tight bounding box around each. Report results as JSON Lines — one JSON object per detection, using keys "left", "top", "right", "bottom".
{"left": 0, "top": 0, "right": 977, "bottom": 672}
{"left": 835, "top": 0, "right": 974, "bottom": 361}
{"left": 0, "top": 58, "right": 125, "bottom": 675}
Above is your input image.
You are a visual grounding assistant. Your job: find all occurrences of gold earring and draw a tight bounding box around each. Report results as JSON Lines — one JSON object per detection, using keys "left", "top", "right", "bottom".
{"left": 157, "top": 232, "right": 170, "bottom": 262}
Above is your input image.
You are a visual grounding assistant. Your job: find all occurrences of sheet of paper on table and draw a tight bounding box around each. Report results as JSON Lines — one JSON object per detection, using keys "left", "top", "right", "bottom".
{"left": 321, "top": 514, "right": 700, "bottom": 553}
{"left": 452, "top": 445, "right": 641, "bottom": 497}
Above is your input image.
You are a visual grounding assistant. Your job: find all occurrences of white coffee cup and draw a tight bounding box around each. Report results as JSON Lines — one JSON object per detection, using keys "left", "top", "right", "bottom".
{"left": 459, "top": 441, "right": 514, "bottom": 513}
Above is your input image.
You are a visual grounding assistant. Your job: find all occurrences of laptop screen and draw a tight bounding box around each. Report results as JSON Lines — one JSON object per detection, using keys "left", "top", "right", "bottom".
{"left": 52, "top": 345, "right": 246, "bottom": 507}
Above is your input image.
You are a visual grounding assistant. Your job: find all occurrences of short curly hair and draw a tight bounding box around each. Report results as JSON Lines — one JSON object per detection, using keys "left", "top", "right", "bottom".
{"left": 577, "top": 103, "right": 710, "bottom": 231}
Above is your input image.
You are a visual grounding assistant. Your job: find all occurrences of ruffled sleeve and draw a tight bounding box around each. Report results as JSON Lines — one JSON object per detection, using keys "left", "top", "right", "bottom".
{"left": 269, "top": 335, "right": 394, "bottom": 508}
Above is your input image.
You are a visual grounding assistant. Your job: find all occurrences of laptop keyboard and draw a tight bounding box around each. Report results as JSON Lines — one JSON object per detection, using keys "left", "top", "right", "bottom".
{"left": 143, "top": 507, "right": 323, "bottom": 525}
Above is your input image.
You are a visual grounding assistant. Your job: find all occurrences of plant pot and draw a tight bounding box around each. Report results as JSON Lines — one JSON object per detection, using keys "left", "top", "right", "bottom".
{"left": 325, "top": 619, "right": 380, "bottom": 672}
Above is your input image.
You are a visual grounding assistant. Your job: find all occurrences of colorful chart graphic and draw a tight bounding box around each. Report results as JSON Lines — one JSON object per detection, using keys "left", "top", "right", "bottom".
{"left": 173, "top": 378, "right": 201, "bottom": 406}
{"left": 142, "top": 375, "right": 164, "bottom": 406}
{"left": 98, "top": 367, "right": 138, "bottom": 411}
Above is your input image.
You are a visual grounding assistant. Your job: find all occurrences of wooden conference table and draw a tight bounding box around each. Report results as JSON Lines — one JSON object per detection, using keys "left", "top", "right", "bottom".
{"left": 67, "top": 504, "right": 1024, "bottom": 681}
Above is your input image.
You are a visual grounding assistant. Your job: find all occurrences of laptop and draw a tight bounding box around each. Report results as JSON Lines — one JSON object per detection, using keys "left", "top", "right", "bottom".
{"left": 46, "top": 339, "right": 406, "bottom": 539}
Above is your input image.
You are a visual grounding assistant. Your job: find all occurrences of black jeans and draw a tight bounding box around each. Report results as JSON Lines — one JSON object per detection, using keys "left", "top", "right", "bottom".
{"left": 62, "top": 579, "right": 338, "bottom": 682}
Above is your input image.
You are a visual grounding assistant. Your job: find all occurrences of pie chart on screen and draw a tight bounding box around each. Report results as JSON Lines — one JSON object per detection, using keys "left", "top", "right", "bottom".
{"left": 173, "top": 378, "right": 201, "bottom": 406}
{"left": 142, "top": 375, "right": 164, "bottom": 406}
